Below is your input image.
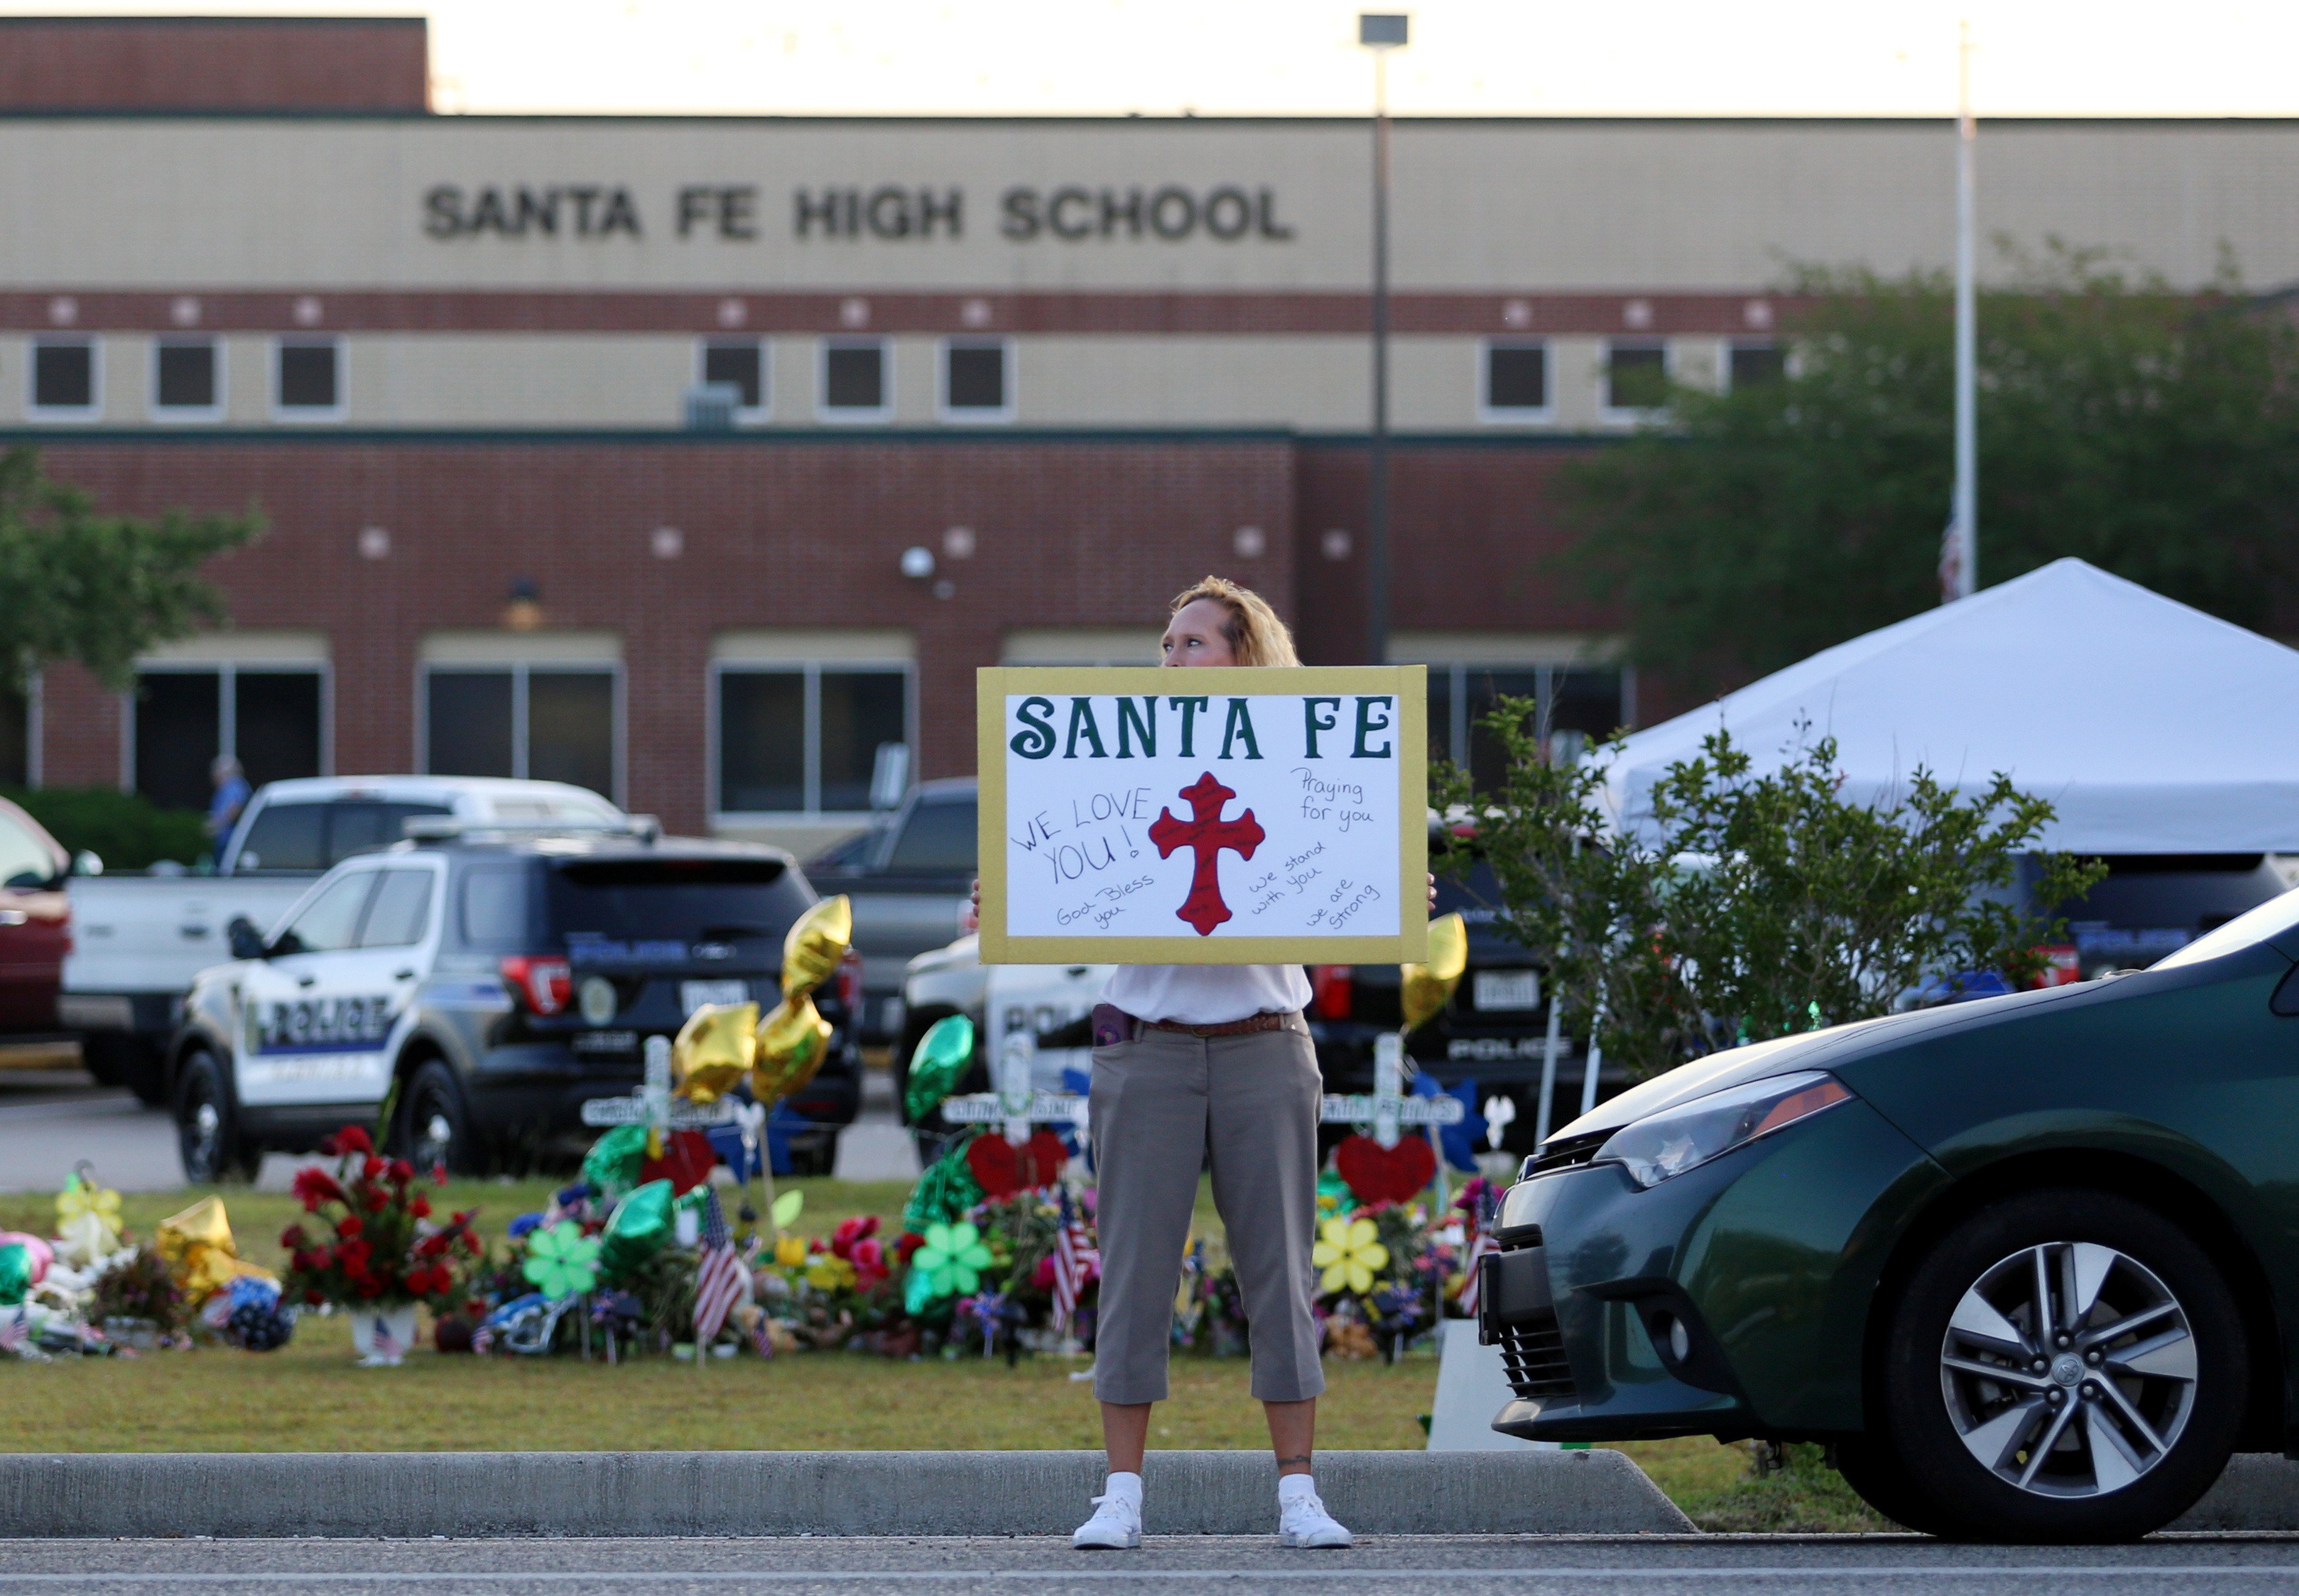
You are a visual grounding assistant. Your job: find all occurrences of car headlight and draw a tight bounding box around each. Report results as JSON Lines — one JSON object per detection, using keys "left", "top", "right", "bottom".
{"left": 1596, "top": 1070, "right": 1854, "bottom": 1189}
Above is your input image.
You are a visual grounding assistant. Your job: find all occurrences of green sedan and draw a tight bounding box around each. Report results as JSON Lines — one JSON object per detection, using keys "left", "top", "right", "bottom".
{"left": 1481, "top": 886, "right": 2299, "bottom": 1541}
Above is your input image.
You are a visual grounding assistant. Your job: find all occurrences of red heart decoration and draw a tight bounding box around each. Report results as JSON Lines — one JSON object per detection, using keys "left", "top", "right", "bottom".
{"left": 1022, "top": 1129, "right": 1070, "bottom": 1189}
{"left": 966, "top": 1134, "right": 1022, "bottom": 1198}
{"left": 640, "top": 1129, "right": 718, "bottom": 1195}
{"left": 966, "top": 1130, "right": 1073, "bottom": 1199}
{"left": 1334, "top": 1133, "right": 1437, "bottom": 1206}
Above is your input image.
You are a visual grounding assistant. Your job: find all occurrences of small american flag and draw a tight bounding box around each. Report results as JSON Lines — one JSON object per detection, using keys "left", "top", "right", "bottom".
{"left": 1456, "top": 1230, "right": 1499, "bottom": 1318}
{"left": 693, "top": 1191, "right": 745, "bottom": 1347}
{"left": 0, "top": 1305, "right": 26, "bottom": 1356}
{"left": 1049, "top": 1196, "right": 1096, "bottom": 1336}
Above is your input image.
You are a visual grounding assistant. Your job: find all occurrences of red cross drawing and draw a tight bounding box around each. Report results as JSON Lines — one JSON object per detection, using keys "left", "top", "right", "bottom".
{"left": 1147, "top": 772, "right": 1266, "bottom": 936}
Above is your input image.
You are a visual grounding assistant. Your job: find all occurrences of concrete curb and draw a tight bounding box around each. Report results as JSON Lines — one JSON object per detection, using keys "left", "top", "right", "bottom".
{"left": 0, "top": 1449, "right": 1693, "bottom": 1538}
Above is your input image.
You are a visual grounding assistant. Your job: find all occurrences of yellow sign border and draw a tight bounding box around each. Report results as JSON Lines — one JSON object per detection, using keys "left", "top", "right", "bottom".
{"left": 976, "top": 665, "right": 1429, "bottom": 965}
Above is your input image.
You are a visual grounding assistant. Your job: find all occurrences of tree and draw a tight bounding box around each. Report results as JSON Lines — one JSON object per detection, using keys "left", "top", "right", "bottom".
{"left": 1433, "top": 708, "right": 2103, "bottom": 1084}
{"left": 0, "top": 447, "right": 262, "bottom": 693}
{"left": 1561, "top": 246, "right": 2299, "bottom": 692}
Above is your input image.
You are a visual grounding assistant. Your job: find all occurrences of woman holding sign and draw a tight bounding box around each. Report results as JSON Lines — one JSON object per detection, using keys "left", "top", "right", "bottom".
{"left": 968, "top": 577, "right": 1432, "bottom": 1552}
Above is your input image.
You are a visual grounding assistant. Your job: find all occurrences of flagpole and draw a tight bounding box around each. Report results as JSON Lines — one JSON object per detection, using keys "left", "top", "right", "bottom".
{"left": 1948, "top": 20, "right": 1978, "bottom": 602}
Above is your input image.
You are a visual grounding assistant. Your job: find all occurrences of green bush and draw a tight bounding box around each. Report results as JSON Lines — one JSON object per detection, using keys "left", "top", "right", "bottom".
{"left": 1, "top": 786, "right": 209, "bottom": 872}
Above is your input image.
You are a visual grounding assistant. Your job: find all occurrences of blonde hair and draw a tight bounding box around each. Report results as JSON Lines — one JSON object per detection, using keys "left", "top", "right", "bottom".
{"left": 1168, "top": 576, "right": 1301, "bottom": 667}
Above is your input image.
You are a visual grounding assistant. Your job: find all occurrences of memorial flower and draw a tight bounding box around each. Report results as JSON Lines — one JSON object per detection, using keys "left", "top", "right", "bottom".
{"left": 277, "top": 1124, "right": 479, "bottom": 1310}
{"left": 1312, "top": 1215, "right": 1389, "bottom": 1296}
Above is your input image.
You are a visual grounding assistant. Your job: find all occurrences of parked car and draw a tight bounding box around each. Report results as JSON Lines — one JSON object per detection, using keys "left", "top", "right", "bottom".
{"left": 1480, "top": 883, "right": 2299, "bottom": 1541}
{"left": 894, "top": 938, "right": 1109, "bottom": 1148}
{"left": 805, "top": 778, "right": 976, "bottom": 1043}
{"left": 63, "top": 775, "right": 624, "bottom": 1102}
{"left": 167, "top": 826, "right": 862, "bottom": 1181}
{"left": 0, "top": 796, "right": 72, "bottom": 1036}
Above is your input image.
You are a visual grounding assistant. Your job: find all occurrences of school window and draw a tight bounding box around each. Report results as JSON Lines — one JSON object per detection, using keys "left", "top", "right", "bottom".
{"left": 1728, "top": 341, "right": 1785, "bottom": 389}
{"left": 716, "top": 664, "right": 910, "bottom": 815}
{"left": 0, "top": 681, "right": 27, "bottom": 787}
{"left": 819, "top": 338, "right": 888, "bottom": 419}
{"left": 941, "top": 338, "right": 1011, "bottom": 419}
{"left": 129, "top": 666, "right": 326, "bottom": 811}
{"left": 153, "top": 339, "right": 221, "bottom": 417}
{"left": 1603, "top": 341, "right": 1669, "bottom": 412}
{"left": 29, "top": 340, "right": 97, "bottom": 417}
{"left": 1424, "top": 663, "right": 1635, "bottom": 791}
{"left": 274, "top": 338, "right": 342, "bottom": 418}
{"left": 699, "top": 340, "right": 767, "bottom": 416}
{"left": 424, "top": 666, "right": 617, "bottom": 802}
{"left": 1481, "top": 340, "right": 1550, "bottom": 418}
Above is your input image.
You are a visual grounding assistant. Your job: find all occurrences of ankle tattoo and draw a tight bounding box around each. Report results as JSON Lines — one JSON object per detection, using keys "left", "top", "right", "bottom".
{"left": 1277, "top": 1454, "right": 1312, "bottom": 1469}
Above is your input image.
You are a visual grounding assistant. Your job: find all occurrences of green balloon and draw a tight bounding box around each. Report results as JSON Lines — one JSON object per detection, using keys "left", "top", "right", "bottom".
{"left": 0, "top": 1243, "right": 27, "bottom": 1307}
{"left": 901, "top": 1136, "right": 984, "bottom": 1234}
{"left": 582, "top": 1125, "right": 648, "bottom": 1203}
{"left": 904, "top": 1014, "right": 976, "bottom": 1122}
{"left": 600, "top": 1179, "right": 674, "bottom": 1280}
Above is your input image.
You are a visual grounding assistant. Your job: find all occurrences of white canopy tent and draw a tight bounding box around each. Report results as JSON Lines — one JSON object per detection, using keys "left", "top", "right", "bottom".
{"left": 1602, "top": 558, "right": 2299, "bottom": 855}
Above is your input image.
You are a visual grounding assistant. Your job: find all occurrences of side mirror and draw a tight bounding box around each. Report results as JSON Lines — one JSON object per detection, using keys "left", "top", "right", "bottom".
{"left": 72, "top": 850, "right": 103, "bottom": 878}
{"left": 226, "top": 916, "right": 266, "bottom": 962}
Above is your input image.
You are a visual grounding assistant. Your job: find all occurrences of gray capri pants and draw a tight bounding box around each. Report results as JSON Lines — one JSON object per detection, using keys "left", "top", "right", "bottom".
{"left": 1087, "top": 1013, "right": 1326, "bottom": 1405}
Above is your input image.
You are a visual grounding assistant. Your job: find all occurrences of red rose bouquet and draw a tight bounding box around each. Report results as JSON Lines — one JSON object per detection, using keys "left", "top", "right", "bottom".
{"left": 278, "top": 1125, "right": 482, "bottom": 1309}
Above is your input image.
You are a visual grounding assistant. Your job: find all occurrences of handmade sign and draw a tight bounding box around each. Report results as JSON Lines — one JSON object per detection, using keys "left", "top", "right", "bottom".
{"left": 976, "top": 666, "right": 1428, "bottom": 963}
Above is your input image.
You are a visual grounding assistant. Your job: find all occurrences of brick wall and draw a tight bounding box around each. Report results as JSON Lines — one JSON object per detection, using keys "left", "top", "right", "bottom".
{"left": 0, "top": 17, "right": 428, "bottom": 112}
{"left": 30, "top": 438, "right": 1305, "bottom": 834}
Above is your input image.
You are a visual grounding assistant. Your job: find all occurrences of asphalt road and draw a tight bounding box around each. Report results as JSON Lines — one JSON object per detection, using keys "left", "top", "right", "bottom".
{"left": 0, "top": 1060, "right": 180, "bottom": 1192}
{"left": 9, "top": 1537, "right": 2299, "bottom": 1594}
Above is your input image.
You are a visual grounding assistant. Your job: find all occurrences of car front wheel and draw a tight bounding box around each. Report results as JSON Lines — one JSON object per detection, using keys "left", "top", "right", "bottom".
{"left": 1866, "top": 1187, "right": 2246, "bottom": 1541}
{"left": 397, "top": 1059, "right": 476, "bottom": 1176}
{"left": 174, "top": 1048, "right": 242, "bottom": 1184}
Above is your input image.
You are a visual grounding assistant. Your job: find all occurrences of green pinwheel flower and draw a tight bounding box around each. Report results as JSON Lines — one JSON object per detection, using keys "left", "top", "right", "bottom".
{"left": 521, "top": 1222, "right": 602, "bottom": 1301}
{"left": 902, "top": 1220, "right": 994, "bottom": 1314}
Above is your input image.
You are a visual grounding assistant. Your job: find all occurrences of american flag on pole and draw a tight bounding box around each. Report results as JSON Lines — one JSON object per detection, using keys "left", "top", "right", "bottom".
{"left": 1049, "top": 1195, "right": 1097, "bottom": 1336}
{"left": 693, "top": 1190, "right": 746, "bottom": 1347}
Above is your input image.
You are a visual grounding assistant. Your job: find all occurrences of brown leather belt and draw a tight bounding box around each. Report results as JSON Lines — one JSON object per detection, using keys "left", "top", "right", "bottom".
{"left": 1142, "top": 1010, "right": 1295, "bottom": 1039}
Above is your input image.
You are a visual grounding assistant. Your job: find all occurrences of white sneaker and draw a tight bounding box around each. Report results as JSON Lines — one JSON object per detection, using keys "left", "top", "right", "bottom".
{"left": 1277, "top": 1480, "right": 1353, "bottom": 1549}
{"left": 1071, "top": 1487, "right": 1142, "bottom": 1550}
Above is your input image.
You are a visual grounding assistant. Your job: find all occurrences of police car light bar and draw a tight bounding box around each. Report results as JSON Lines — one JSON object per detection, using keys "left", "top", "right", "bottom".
{"left": 401, "top": 814, "right": 663, "bottom": 843}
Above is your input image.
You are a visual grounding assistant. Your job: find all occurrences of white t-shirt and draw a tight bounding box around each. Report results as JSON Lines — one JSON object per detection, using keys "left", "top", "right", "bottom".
{"left": 1103, "top": 963, "right": 1313, "bottom": 1025}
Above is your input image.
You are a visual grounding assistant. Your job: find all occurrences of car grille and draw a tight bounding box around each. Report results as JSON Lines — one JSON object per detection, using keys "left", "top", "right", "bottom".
{"left": 1496, "top": 1312, "right": 1576, "bottom": 1401}
{"left": 1522, "top": 1128, "right": 1609, "bottom": 1177}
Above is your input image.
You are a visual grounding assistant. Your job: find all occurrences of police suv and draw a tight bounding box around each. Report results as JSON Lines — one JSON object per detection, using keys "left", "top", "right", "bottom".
{"left": 169, "top": 826, "right": 861, "bottom": 1180}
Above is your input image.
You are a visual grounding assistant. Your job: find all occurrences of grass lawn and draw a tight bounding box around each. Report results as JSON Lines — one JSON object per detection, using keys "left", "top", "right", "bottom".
{"left": 0, "top": 1176, "right": 1882, "bottom": 1529}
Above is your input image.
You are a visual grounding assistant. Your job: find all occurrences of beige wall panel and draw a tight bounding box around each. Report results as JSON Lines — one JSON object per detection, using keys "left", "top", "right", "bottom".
{"left": 354, "top": 335, "right": 695, "bottom": 427}
{"left": 215, "top": 335, "right": 254, "bottom": 424}
{"left": 0, "top": 338, "right": 22, "bottom": 422}
{"left": 894, "top": 335, "right": 936, "bottom": 425}
{"left": 1013, "top": 336, "right": 1367, "bottom": 427}
{"left": 9, "top": 119, "right": 2299, "bottom": 292}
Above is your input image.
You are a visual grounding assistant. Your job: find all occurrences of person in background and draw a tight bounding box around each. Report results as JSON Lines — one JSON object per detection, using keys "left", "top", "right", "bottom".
{"left": 965, "top": 576, "right": 1435, "bottom": 1552}
{"left": 205, "top": 755, "right": 250, "bottom": 867}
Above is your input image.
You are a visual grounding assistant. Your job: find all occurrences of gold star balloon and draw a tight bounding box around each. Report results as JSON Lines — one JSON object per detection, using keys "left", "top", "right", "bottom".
{"left": 1400, "top": 911, "right": 1470, "bottom": 1033}
{"left": 750, "top": 992, "right": 834, "bottom": 1107}
{"left": 672, "top": 1000, "right": 758, "bottom": 1103}
{"left": 780, "top": 895, "right": 852, "bottom": 1000}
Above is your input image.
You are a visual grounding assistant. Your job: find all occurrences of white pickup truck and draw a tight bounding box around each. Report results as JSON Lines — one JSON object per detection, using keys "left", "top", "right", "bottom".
{"left": 62, "top": 775, "right": 625, "bottom": 1101}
